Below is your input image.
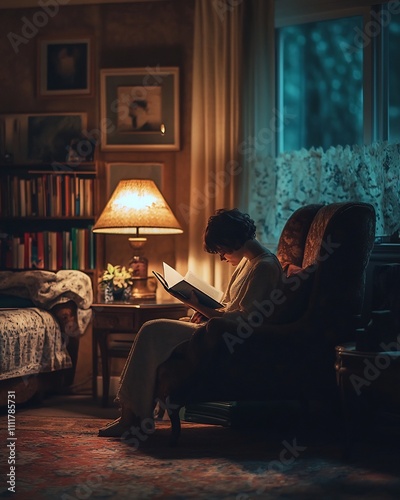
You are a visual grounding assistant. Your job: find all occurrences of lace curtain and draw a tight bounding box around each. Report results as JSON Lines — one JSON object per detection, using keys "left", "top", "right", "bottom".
{"left": 251, "top": 141, "right": 400, "bottom": 247}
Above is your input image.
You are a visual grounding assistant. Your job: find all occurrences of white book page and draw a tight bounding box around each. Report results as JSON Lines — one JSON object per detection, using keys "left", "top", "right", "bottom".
{"left": 184, "top": 270, "right": 223, "bottom": 302}
{"left": 162, "top": 262, "right": 185, "bottom": 288}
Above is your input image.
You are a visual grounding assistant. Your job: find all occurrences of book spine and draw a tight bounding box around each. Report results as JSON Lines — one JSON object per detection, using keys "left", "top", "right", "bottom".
{"left": 49, "top": 232, "right": 57, "bottom": 270}
{"left": 43, "top": 175, "right": 48, "bottom": 217}
{"left": 71, "top": 227, "right": 78, "bottom": 269}
{"left": 56, "top": 175, "right": 62, "bottom": 217}
{"left": 70, "top": 177, "right": 75, "bottom": 216}
{"left": 75, "top": 177, "right": 80, "bottom": 216}
{"left": 88, "top": 224, "right": 95, "bottom": 269}
{"left": 36, "top": 231, "right": 45, "bottom": 269}
{"left": 11, "top": 237, "right": 18, "bottom": 268}
{"left": 25, "top": 179, "right": 32, "bottom": 217}
{"left": 23, "top": 232, "right": 31, "bottom": 269}
{"left": 64, "top": 175, "right": 71, "bottom": 216}
{"left": 37, "top": 177, "right": 43, "bottom": 216}
{"left": 48, "top": 176, "right": 53, "bottom": 217}
{"left": 56, "top": 231, "right": 63, "bottom": 270}
{"left": 63, "top": 231, "right": 71, "bottom": 268}
{"left": 77, "top": 229, "right": 86, "bottom": 269}
{"left": 79, "top": 178, "right": 85, "bottom": 216}
{"left": 31, "top": 177, "right": 37, "bottom": 216}
{"left": 31, "top": 232, "right": 37, "bottom": 268}
{"left": 12, "top": 177, "right": 18, "bottom": 216}
{"left": 85, "top": 179, "right": 94, "bottom": 217}
{"left": 19, "top": 179, "right": 26, "bottom": 217}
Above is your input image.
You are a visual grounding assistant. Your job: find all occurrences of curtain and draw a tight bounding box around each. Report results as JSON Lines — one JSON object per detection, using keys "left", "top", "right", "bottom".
{"left": 252, "top": 141, "right": 400, "bottom": 242}
{"left": 240, "top": 0, "right": 275, "bottom": 216}
{"left": 186, "top": 0, "right": 243, "bottom": 292}
{"left": 186, "top": 0, "right": 275, "bottom": 289}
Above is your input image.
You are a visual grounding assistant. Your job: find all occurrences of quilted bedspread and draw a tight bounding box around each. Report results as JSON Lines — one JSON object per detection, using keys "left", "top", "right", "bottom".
{"left": 0, "top": 270, "right": 93, "bottom": 380}
{"left": 0, "top": 308, "right": 72, "bottom": 380}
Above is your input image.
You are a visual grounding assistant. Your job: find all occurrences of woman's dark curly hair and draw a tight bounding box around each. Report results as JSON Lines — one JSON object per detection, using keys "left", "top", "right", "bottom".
{"left": 203, "top": 208, "right": 256, "bottom": 254}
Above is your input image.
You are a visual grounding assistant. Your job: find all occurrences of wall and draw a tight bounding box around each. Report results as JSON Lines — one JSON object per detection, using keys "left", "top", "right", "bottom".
{"left": 0, "top": 0, "right": 195, "bottom": 390}
{"left": 0, "top": 0, "right": 194, "bottom": 274}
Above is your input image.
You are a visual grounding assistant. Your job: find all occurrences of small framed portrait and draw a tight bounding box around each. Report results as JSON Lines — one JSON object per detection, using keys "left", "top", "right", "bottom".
{"left": 38, "top": 37, "right": 93, "bottom": 97}
{"left": 100, "top": 67, "right": 180, "bottom": 151}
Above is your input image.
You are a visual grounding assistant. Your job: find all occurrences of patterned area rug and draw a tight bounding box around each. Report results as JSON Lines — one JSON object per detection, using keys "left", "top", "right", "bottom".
{"left": 1, "top": 414, "right": 400, "bottom": 499}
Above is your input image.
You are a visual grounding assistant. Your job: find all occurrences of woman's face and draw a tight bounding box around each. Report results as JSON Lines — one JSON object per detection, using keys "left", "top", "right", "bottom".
{"left": 218, "top": 246, "right": 244, "bottom": 266}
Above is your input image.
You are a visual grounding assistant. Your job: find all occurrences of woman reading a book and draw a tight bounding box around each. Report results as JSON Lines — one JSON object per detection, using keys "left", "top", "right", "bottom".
{"left": 99, "top": 208, "right": 284, "bottom": 437}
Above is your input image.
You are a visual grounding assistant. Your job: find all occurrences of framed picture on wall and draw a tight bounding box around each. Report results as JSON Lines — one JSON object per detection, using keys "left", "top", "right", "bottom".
{"left": 0, "top": 113, "right": 88, "bottom": 163}
{"left": 100, "top": 67, "right": 180, "bottom": 151}
{"left": 38, "top": 37, "right": 93, "bottom": 97}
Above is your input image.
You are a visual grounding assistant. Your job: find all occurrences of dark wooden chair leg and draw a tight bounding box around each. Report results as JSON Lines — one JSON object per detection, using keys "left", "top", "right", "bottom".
{"left": 168, "top": 407, "right": 182, "bottom": 447}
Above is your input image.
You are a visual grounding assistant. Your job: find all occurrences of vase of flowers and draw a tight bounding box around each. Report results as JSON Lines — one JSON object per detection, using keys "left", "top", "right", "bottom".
{"left": 98, "top": 263, "right": 134, "bottom": 303}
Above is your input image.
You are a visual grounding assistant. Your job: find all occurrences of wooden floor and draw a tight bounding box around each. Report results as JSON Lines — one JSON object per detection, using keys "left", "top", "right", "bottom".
{"left": 12, "top": 393, "right": 119, "bottom": 420}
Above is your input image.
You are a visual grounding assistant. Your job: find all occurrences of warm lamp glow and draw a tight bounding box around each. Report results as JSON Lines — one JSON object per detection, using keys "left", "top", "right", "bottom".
{"left": 93, "top": 179, "right": 183, "bottom": 299}
{"left": 92, "top": 179, "right": 183, "bottom": 235}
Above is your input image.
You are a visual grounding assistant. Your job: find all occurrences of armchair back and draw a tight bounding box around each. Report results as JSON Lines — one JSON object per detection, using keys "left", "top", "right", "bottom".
{"left": 285, "top": 203, "right": 375, "bottom": 345}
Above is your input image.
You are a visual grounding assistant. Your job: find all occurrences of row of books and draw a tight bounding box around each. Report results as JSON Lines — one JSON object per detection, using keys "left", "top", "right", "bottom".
{"left": 0, "top": 174, "right": 96, "bottom": 218}
{"left": 0, "top": 228, "right": 95, "bottom": 271}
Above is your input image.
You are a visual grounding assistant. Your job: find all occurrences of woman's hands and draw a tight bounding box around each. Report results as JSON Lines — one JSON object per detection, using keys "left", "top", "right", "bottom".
{"left": 182, "top": 291, "right": 224, "bottom": 322}
{"left": 182, "top": 291, "right": 206, "bottom": 323}
{"left": 190, "top": 311, "right": 208, "bottom": 324}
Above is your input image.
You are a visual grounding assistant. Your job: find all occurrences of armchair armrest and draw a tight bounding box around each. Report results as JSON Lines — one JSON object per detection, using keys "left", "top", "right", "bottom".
{"left": 205, "top": 314, "right": 315, "bottom": 353}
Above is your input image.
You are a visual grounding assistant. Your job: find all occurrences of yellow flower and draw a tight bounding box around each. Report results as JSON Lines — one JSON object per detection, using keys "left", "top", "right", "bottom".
{"left": 98, "top": 263, "right": 134, "bottom": 289}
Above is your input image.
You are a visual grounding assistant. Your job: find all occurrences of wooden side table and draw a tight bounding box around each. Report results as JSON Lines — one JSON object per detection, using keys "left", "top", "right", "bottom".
{"left": 92, "top": 300, "right": 187, "bottom": 407}
{"left": 335, "top": 342, "right": 400, "bottom": 455}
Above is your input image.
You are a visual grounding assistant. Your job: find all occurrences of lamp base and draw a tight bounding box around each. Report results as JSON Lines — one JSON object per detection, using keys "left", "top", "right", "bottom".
{"left": 131, "top": 276, "right": 157, "bottom": 300}
{"left": 128, "top": 237, "right": 148, "bottom": 278}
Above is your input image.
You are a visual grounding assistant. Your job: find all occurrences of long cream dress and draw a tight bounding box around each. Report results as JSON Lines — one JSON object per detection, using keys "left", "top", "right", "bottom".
{"left": 115, "top": 250, "right": 283, "bottom": 420}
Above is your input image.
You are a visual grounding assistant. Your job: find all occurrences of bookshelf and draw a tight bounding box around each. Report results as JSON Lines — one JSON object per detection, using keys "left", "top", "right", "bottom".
{"left": 0, "top": 162, "right": 98, "bottom": 273}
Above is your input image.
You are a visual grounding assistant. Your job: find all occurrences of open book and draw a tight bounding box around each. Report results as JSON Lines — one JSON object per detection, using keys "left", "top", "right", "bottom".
{"left": 153, "top": 262, "right": 224, "bottom": 309}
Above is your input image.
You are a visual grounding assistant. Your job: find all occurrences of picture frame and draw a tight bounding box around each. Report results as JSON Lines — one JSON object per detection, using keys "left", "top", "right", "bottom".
{"left": 0, "top": 113, "right": 88, "bottom": 164}
{"left": 100, "top": 67, "right": 180, "bottom": 151}
{"left": 38, "top": 37, "right": 93, "bottom": 97}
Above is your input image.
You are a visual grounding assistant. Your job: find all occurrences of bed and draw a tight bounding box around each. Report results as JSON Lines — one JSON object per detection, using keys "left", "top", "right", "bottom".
{"left": 0, "top": 270, "right": 92, "bottom": 405}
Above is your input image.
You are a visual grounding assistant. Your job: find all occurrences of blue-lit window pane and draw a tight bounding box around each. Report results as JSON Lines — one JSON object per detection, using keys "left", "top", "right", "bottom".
{"left": 389, "top": 14, "right": 400, "bottom": 143}
{"left": 278, "top": 17, "right": 363, "bottom": 152}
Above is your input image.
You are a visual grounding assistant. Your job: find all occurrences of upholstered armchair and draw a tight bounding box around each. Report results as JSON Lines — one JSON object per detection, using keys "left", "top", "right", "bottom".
{"left": 156, "top": 202, "right": 376, "bottom": 445}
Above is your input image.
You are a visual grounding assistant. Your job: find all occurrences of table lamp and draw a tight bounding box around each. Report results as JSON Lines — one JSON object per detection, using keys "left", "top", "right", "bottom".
{"left": 93, "top": 178, "right": 183, "bottom": 298}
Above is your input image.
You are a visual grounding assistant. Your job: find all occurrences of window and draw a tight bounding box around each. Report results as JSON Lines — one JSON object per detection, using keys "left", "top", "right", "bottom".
{"left": 277, "top": 16, "right": 364, "bottom": 152}
{"left": 276, "top": 2, "right": 400, "bottom": 153}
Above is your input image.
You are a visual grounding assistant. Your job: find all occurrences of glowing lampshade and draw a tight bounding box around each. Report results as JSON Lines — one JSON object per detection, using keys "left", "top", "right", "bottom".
{"left": 92, "top": 179, "right": 183, "bottom": 235}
